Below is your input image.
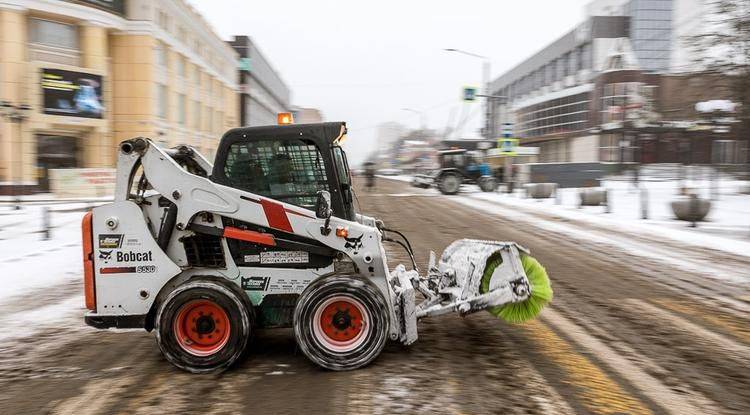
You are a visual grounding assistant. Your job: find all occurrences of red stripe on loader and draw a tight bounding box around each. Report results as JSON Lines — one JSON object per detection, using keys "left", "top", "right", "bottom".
{"left": 223, "top": 226, "right": 277, "bottom": 246}
{"left": 260, "top": 199, "right": 294, "bottom": 233}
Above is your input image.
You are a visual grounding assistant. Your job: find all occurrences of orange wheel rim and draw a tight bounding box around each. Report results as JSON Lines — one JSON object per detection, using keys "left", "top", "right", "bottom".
{"left": 174, "top": 300, "right": 231, "bottom": 357}
{"left": 312, "top": 296, "right": 369, "bottom": 352}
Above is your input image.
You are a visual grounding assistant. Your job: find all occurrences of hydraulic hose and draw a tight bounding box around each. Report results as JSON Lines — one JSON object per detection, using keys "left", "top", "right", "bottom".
{"left": 381, "top": 227, "right": 419, "bottom": 272}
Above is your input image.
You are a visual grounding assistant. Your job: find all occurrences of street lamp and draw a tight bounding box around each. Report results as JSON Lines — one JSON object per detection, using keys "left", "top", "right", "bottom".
{"left": 444, "top": 48, "right": 494, "bottom": 138}
{"left": 401, "top": 107, "right": 426, "bottom": 130}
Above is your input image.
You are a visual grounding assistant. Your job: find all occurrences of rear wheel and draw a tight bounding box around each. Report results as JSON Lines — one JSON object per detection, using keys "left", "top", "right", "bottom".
{"left": 294, "top": 275, "right": 388, "bottom": 371}
{"left": 155, "top": 279, "right": 252, "bottom": 373}
{"left": 438, "top": 173, "right": 462, "bottom": 195}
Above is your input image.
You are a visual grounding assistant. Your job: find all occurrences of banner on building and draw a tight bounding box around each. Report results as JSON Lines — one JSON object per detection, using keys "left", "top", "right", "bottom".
{"left": 49, "top": 168, "right": 116, "bottom": 198}
{"left": 41, "top": 69, "right": 104, "bottom": 119}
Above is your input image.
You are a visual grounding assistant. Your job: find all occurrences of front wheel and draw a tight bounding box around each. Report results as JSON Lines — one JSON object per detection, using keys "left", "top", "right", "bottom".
{"left": 438, "top": 173, "right": 462, "bottom": 195}
{"left": 155, "top": 279, "right": 252, "bottom": 373}
{"left": 479, "top": 176, "right": 498, "bottom": 192}
{"left": 294, "top": 275, "right": 389, "bottom": 371}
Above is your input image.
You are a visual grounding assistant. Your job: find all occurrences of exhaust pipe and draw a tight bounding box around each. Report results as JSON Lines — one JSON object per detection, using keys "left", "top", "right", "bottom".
{"left": 120, "top": 138, "right": 148, "bottom": 155}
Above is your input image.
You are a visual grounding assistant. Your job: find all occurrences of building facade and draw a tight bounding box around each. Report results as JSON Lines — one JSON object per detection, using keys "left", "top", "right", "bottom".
{"left": 228, "top": 35, "right": 291, "bottom": 127}
{"left": 487, "top": 0, "right": 737, "bottom": 165}
{"left": 0, "top": 0, "right": 239, "bottom": 193}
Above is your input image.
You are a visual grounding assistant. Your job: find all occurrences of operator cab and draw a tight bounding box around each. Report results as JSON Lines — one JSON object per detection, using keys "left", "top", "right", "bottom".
{"left": 211, "top": 122, "right": 356, "bottom": 221}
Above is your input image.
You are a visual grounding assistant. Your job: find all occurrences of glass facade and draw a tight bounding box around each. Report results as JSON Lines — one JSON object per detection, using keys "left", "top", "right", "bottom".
{"left": 517, "top": 92, "right": 591, "bottom": 138}
{"left": 627, "top": 0, "right": 673, "bottom": 72}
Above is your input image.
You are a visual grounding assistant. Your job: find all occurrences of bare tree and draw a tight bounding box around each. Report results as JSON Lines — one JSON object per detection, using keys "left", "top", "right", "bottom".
{"left": 688, "top": 0, "right": 750, "bottom": 166}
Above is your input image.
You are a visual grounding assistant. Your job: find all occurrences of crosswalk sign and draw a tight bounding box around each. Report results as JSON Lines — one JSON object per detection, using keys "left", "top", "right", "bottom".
{"left": 498, "top": 138, "right": 519, "bottom": 156}
{"left": 463, "top": 87, "right": 477, "bottom": 102}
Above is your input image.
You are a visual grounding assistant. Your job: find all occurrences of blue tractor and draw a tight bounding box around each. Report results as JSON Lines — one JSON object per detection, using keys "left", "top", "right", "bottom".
{"left": 432, "top": 149, "right": 500, "bottom": 195}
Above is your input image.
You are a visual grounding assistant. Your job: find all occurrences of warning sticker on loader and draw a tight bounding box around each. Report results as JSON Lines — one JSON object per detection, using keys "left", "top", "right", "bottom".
{"left": 257, "top": 251, "right": 309, "bottom": 264}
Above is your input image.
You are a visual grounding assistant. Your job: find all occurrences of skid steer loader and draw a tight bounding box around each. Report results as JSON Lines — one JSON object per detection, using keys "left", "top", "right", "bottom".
{"left": 81, "top": 122, "right": 548, "bottom": 373}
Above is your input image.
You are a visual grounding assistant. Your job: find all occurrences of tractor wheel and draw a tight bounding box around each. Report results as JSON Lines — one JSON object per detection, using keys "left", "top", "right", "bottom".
{"left": 294, "top": 275, "right": 389, "bottom": 371}
{"left": 155, "top": 279, "right": 252, "bottom": 373}
{"left": 438, "top": 173, "right": 462, "bottom": 195}
{"left": 479, "top": 176, "right": 498, "bottom": 192}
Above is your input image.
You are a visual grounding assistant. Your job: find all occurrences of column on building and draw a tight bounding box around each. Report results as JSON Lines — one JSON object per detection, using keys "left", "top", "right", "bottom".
{"left": 0, "top": 6, "right": 28, "bottom": 192}
{"left": 80, "top": 22, "right": 112, "bottom": 168}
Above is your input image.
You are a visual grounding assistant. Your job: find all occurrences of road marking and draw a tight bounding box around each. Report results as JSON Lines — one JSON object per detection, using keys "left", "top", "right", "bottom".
{"left": 521, "top": 316, "right": 653, "bottom": 415}
{"left": 627, "top": 299, "right": 750, "bottom": 361}
{"left": 655, "top": 299, "right": 750, "bottom": 345}
{"left": 540, "top": 308, "right": 716, "bottom": 414}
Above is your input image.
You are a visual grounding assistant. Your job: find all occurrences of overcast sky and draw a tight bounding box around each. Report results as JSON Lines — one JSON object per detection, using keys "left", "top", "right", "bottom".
{"left": 188, "top": 0, "right": 592, "bottom": 165}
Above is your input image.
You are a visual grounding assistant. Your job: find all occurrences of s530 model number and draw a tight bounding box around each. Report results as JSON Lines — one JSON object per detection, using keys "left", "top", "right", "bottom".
{"left": 136, "top": 265, "right": 157, "bottom": 274}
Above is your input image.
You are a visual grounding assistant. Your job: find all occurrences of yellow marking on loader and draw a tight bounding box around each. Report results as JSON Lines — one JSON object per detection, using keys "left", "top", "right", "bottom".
{"left": 521, "top": 319, "right": 652, "bottom": 415}
{"left": 654, "top": 299, "right": 750, "bottom": 345}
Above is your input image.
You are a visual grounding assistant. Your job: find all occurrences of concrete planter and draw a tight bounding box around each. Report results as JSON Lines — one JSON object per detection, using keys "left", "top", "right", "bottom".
{"left": 524, "top": 183, "right": 557, "bottom": 199}
{"left": 579, "top": 188, "right": 607, "bottom": 206}
{"left": 739, "top": 182, "right": 750, "bottom": 195}
{"left": 671, "top": 195, "right": 711, "bottom": 222}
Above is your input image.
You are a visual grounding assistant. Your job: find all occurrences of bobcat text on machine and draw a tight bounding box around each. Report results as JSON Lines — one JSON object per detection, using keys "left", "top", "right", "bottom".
{"left": 81, "top": 121, "right": 551, "bottom": 373}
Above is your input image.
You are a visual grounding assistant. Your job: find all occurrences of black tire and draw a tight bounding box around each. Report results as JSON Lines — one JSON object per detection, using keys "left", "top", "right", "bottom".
{"left": 294, "top": 275, "right": 389, "bottom": 371}
{"left": 438, "top": 173, "right": 462, "bottom": 195}
{"left": 155, "top": 279, "right": 252, "bottom": 373}
{"left": 479, "top": 176, "right": 498, "bottom": 192}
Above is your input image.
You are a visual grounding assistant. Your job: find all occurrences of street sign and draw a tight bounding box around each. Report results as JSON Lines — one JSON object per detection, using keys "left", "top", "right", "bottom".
{"left": 463, "top": 86, "right": 477, "bottom": 102}
{"left": 498, "top": 138, "right": 519, "bottom": 155}
{"left": 501, "top": 122, "right": 513, "bottom": 138}
{"left": 239, "top": 58, "right": 251, "bottom": 71}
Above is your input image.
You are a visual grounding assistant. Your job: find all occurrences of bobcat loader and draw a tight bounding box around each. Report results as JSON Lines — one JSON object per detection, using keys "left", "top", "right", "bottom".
{"left": 82, "top": 122, "right": 548, "bottom": 373}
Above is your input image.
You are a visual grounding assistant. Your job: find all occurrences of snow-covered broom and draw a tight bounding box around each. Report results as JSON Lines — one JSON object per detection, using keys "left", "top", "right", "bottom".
{"left": 481, "top": 254, "right": 553, "bottom": 323}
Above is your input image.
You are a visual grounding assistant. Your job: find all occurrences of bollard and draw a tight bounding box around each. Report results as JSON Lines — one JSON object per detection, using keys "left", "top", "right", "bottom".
{"left": 640, "top": 187, "right": 648, "bottom": 220}
{"left": 689, "top": 194, "right": 698, "bottom": 228}
{"left": 604, "top": 188, "right": 611, "bottom": 213}
{"left": 14, "top": 197, "right": 21, "bottom": 211}
{"left": 42, "top": 206, "right": 51, "bottom": 240}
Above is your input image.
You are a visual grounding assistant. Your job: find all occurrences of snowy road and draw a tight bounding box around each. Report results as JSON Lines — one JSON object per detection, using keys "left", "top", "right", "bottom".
{"left": 1, "top": 179, "right": 749, "bottom": 414}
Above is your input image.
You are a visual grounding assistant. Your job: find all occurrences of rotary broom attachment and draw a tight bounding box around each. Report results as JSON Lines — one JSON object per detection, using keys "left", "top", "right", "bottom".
{"left": 481, "top": 253, "right": 553, "bottom": 323}
{"left": 390, "top": 239, "right": 553, "bottom": 345}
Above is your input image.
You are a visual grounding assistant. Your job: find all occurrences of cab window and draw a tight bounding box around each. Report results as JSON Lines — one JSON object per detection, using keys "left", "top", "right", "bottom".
{"left": 223, "top": 138, "right": 330, "bottom": 210}
{"left": 333, "top": 146, "right": 350, "bottom": 185}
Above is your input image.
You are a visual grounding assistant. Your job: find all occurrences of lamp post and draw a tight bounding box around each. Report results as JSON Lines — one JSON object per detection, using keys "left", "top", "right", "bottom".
{"left": 401, "top": 107, "right": 426, "bottom": 130}
{"left": 1, "top": 101, "right": 32, "bottom": 206}
{"left": 444, "top": 48, "right": 494, "bottom": 138}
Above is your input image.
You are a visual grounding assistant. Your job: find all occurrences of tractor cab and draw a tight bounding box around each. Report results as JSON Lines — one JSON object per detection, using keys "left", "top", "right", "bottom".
{"left": 211, "top": 122, "right": 356, "bottom": 221}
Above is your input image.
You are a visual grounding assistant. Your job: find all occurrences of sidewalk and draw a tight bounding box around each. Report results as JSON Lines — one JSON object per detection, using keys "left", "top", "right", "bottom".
{"left": 379, "top": 174, "right": 750, "bottom": 259}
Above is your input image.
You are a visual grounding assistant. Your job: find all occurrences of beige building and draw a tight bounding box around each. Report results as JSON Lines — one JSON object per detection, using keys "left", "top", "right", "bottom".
{"left": 0, "top": 0, "right": 239, "bottom": 193}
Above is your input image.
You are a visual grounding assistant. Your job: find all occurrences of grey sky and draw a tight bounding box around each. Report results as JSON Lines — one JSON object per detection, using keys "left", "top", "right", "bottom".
{"left": 188, "top": 0, "right": 592, "bottom": 164}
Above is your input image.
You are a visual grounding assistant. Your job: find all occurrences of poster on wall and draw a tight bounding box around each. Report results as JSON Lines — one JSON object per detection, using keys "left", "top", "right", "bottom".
{"left": 41, "top": 69, "right": 104, "bottom": 119}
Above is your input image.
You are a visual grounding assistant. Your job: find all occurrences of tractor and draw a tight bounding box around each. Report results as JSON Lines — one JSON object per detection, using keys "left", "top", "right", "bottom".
{"left": 81, "top": 122, "right": 550, "bottom": 373}
{"left": 431, "top": 148, "right": 500, "bottom": 195}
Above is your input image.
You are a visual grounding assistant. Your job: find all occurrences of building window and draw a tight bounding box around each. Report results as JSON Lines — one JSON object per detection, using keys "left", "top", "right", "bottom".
{"left": 155, "top": 42, "right": 168, "bottom": 67}
{"left": 178, "top": 93, "right": 186, "bottom": 125}
{"left": 176, "top": 55, "right": 185, "bottom": 77}
{"left": 194, "top": 67, "right": 201, "bottom": 87}
{"left": 193, "top": 100, "right": 201, "bottom": 129}
{"left": 157, "top": 84, "right": 168, "bottom": 119}
{"left": 29, "top": 18, "right": 78, "bottom": 50}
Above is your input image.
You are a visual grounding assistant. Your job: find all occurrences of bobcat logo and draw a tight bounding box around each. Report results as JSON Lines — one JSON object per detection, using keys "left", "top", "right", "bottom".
{"left": 99, "top": 250, "right": 113, "bottom": 262}
{"left": 344, "top": 234, "right": 364, "bottom": 254}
